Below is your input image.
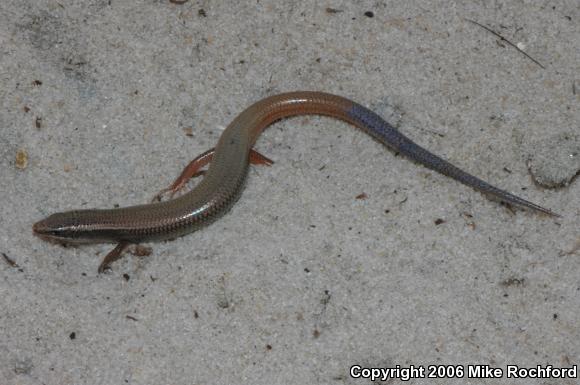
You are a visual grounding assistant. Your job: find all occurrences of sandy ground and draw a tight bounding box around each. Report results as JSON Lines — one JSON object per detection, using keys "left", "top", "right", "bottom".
{"left": 1, "top": 1, "right": 579, "bottom": 384}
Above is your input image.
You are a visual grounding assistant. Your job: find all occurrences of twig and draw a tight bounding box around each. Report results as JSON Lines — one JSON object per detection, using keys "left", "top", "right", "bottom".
{"left": 465, "top": 18, "right": 545, "bottom": 69}
{"left": 2, "top": 252, "right": 19, "bottom": 268}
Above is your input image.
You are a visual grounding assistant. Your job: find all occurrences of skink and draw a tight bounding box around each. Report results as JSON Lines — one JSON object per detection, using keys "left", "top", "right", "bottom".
{"left": 33, "top": 91, "right": 558, "bottom": 271}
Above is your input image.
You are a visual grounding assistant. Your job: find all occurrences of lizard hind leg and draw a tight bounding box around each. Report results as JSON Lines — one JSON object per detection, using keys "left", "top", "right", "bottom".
{"left": 152, "top": 148, "right": 273, "bottom": 202}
